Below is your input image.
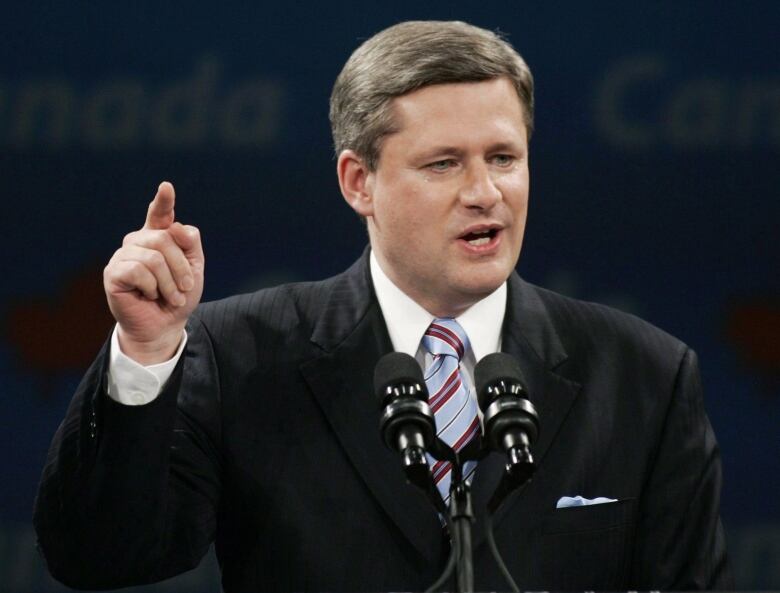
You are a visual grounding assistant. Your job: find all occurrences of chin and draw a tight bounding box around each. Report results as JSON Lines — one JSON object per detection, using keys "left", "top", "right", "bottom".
{"left": 454, "top": 276, "right": 507, "bottom": 301}
{"left": 462, "top": 261, "right": 513, "bottom": 290}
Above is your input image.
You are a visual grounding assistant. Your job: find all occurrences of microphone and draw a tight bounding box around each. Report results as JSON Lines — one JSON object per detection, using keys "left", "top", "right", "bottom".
{"left": 375, "top": 352, "right": 436, "bottom": 484}
{"left": 475, "top": 353, "right": 539, "bottom": 485}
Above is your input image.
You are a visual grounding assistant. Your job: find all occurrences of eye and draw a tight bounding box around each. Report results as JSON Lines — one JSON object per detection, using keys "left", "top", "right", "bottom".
{"left": 490, "top": 154, "right": 515, "bottom": 167}
{"left": 427, "top": 159, "right": 456, "bottom": 172}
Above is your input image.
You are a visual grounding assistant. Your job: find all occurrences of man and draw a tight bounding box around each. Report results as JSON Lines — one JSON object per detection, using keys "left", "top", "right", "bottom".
{"left": 34, "top": 21, "right": 731, "bottom": 591}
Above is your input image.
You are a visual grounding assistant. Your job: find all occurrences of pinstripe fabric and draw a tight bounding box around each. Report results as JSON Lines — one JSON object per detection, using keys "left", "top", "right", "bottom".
{"left": 34, "top": 251, "right": 732, "bottom": 591}
{"left": 422, "top": 318, "right": 480, "bottom": 503}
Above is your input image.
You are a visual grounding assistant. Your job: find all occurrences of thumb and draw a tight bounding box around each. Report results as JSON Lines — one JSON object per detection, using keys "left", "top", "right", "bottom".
{"left": 144, "top": 181, "right": 176, "bottom": 230}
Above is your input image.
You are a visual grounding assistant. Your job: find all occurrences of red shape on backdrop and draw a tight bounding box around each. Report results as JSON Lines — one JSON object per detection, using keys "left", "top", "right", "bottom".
{"left": 5, "top": 265, "right": 114, "bottom": 376}
{"left": 725, "top": 299, "right": 780, "bottom": 384}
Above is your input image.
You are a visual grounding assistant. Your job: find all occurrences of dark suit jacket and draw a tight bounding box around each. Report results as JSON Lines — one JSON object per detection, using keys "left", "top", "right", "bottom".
{"left": 34, "top": 250, "right": 731, "bottom": 591}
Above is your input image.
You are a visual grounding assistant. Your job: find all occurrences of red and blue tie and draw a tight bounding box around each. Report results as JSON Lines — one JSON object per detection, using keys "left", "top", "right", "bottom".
{"left": 422, "top": 318, "right": 480, "bottom": 503}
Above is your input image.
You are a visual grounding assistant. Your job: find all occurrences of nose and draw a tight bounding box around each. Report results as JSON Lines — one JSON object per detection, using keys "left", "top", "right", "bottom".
{"left": 458, "top": 162, "right": 502, "bottom": 209}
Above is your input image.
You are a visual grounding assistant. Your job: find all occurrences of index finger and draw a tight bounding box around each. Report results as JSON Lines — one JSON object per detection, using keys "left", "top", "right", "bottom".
{"left": 144, "top": 181, "right": 176, "bottom": 230}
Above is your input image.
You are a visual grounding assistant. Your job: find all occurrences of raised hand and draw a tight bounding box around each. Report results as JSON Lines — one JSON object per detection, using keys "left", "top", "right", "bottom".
{"left": 103, "top": 181, "right": 204, "bottom": 364}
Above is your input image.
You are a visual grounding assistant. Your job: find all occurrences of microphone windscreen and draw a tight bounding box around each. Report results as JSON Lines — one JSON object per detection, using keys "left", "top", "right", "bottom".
{"left": 474, "top": 352, "right": 527, "bottom": 410}
{"left": 373, "top": 352, "right": 425, "bottom": 399}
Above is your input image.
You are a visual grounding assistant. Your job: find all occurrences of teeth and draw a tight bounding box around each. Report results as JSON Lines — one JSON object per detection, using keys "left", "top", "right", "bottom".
{"left": 468, "top": 237, "right": 490, "bottom": 246}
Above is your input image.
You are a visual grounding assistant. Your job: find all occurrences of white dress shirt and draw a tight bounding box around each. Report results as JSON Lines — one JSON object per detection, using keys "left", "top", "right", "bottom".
{"left": 106, "top": 327, "right": 187, "bottom": 405}
{"left": 369, "top": 251, "right": 506, "bottom": 395}
{"left": 106, "top": 252, "right": 507, "bottom": 406}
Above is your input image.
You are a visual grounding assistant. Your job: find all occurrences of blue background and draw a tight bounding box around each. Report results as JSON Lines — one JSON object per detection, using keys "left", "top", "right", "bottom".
{"left": 1, "top": 1, "right": 778, "bottom": 590}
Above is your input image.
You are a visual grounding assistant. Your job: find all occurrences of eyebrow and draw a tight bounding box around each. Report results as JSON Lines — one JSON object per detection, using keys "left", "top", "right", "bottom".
{"left": 414, "top": 142, "right": 524, "bottom": 162}
{"left": 414, "top": 146, "right": 466, "bottom": 161}
{"left": 486, "top": 141, "right": 525, "bottom": 154}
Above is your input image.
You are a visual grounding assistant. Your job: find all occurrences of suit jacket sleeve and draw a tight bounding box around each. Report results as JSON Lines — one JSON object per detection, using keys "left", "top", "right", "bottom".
{"left": 630, "top": 347, "right": 732, "bottom": 589}
{"left": 33, "top": 316, "right": 222, "bottom": 590}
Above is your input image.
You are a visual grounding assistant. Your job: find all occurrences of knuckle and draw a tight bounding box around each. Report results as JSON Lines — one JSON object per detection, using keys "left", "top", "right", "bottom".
{"left": 135, "top": 229, "right": 168, "bottom": 250}
{"left": 125, "top": 260, "right": 144, "bottom": 279}
{"left": 146, "top": 250, "right": 167, "bottom": 270}
{"left": 158, "top": 230, "right": 179, "bottom": 251}
{"left": 105, "top": 256, "right": 121, "bottom": 273}
{"left": 108, "top": 258, "right": 131, "bottom": 281}
{"left": 131, "top": 265, "right": 156, "bottom": 291}
{"left": 140, "top": 230, "right": 162, "bottom": 248}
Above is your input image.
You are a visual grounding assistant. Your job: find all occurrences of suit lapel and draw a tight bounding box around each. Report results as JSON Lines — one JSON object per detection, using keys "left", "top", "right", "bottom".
{"left": 471, "top": 272, "right": 582, "bottom": 545}
{"left": 299, "top": 251, "right": 444, "bottom": 566}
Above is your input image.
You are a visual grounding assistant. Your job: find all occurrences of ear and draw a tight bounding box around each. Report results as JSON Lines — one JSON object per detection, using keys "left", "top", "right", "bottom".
{"left": 337, "top": 150, "right": 374, "bottom": 218}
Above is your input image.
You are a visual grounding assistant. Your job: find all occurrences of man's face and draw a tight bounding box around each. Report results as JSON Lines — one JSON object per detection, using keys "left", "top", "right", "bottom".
{"left": 359, "top": 77, "right": 529, "bottom": 316}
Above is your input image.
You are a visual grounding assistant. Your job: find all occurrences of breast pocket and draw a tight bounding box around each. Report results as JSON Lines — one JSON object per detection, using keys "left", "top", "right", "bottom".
{"left": 536, "top": 498, "right": 637, "bottom": 590}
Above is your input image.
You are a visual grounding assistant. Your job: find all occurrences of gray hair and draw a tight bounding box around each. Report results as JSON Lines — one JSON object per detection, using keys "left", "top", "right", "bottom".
{"left": 329, "top": 20, "right": 534, "bottom": 170}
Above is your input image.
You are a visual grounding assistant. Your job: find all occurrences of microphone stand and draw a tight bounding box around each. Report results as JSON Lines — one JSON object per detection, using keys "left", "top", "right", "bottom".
{"left": 431, "top": 442, "right": 478, "bottom": 593}
{"left": 401, "top": 436, "right": 537, "bottom": 593}
{"left": 449, "top": 473, "right": 475, "bottom": 592}
{"left": 400, "top": 435, "right": 476, "bottom": 593}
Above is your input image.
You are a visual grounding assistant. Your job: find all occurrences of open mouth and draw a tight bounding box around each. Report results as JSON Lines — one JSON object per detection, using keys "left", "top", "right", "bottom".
{"left": 459, "top": 228, "right": 499, "bottom": 247}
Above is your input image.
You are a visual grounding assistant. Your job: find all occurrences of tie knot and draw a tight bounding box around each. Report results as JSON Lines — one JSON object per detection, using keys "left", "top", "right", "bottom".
{"left": 422, "top": 318, "right": 469, "bottom": 361}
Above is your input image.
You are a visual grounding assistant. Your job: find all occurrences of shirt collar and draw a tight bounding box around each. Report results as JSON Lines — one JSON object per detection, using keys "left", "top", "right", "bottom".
{"left": 370, "top": 250, "right": 506, "bottom": 361}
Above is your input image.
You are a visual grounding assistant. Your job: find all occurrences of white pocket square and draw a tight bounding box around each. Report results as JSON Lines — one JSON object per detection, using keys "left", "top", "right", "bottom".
{"left": 556, "top": 495, "right": 618, "bottom": 508}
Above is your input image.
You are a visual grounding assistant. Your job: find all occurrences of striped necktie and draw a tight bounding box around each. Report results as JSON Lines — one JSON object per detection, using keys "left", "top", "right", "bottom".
{"left": 422, "top": 318, "right": 480, "bottom": 504}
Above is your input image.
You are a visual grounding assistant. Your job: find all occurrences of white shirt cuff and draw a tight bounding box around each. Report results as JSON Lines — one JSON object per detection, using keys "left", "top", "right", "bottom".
{"left": 106, "top": 326, "right": 188, "bottom": 406}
